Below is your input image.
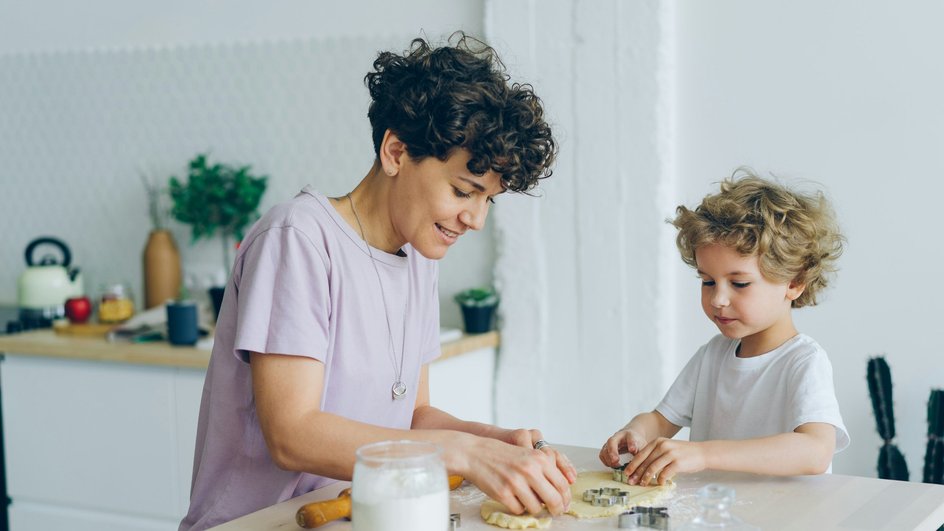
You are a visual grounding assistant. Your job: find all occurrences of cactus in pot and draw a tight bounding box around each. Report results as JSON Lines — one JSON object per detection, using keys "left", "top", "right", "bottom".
{"left": 923, "top": 389, "right": 944, "bottom": 484}
{"left": 867, "top": 356, "right": 909, "bottom": 480}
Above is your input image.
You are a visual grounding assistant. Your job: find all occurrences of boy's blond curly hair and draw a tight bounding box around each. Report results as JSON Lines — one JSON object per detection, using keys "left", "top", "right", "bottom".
{"left": 671, "top": 169, "right": 844, "bottom": 308}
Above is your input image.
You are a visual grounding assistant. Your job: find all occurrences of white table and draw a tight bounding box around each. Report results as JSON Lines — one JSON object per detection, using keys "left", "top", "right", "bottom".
{"left": 211, "top": 444, "right": 944, "bottom": 531}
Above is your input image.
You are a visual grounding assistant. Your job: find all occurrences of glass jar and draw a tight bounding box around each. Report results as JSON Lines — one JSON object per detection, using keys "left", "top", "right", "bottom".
{"left": 351, "top": 440, "right": 449, "bottom": 531}
{"left": 98, "top": 282, "right": 135, "bottom": 323}
{"left": 679, "top": 484, "right": 760, "bottom": 530}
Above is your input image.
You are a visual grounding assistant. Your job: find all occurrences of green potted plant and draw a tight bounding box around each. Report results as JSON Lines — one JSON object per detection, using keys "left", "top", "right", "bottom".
{"left": 169, "top": 153, "right": 267, "bottom": 319}
{"left": 454, "top": 287, "right": 499, "bottom": 334}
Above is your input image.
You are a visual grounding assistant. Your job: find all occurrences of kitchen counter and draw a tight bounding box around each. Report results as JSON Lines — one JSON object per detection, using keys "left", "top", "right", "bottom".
{"left": 211, "top": 444, "right": 944, "bottom": 531}
{"left": 0, "top": 328, "right": 500, "bottom": 531}
{"left": 0, "top": 328, "right": 499, "bottom": 368}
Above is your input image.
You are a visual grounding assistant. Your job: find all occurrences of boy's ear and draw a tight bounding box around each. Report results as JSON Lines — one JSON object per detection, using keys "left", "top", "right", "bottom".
{"left": 379, "top": 129, "right": 407, "bottom": 176}
{"left": 786, "top": 280, "right": 806, "bottom": 301}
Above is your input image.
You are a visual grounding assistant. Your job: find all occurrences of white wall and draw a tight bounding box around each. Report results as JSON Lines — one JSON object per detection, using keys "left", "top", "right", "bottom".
{"left": 488, "top": 0, "right": 944, "bottom": 479}
{"left": 673, "top": 0, "right": 944, "bottom": 478}
{"left": 486, "top": 0, "right": 679, "bottom": 451}
{"left": 0, "top": 0, "right": 489, "bottom": 330}
{"left": 0, "top": 0, "right": 482, "bottom": 53}
{"left": 3, "top": 0, "right": 941, "bottom": 481}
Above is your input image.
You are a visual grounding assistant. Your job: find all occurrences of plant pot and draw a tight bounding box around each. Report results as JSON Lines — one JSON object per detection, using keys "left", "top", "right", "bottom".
{"left": 208, "top": 286, "right": 225, "bottom": 322}
{"left": 460, "top": 304, "right": 497, "bottom": 334}
{"left": 166, "top": 301, "right": 199, "bottom": 346}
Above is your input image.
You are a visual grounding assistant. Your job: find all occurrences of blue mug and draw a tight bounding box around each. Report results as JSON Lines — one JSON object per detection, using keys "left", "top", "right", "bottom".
{"left": 166, "top": 301, "right": 199, "bottom": 346}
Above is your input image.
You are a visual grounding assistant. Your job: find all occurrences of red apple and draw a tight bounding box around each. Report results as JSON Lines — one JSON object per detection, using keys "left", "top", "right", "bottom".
{"left": 64, "top": 296, "right": 92, "bottom": 324}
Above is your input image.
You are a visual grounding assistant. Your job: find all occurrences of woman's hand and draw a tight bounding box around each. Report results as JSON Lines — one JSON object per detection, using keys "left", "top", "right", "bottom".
{"left": 460, "top": 436, "right": 574, "bottom": 516}
{"left": 500, "top": 428, "right": 577, "bottom": 485}
{"left": 599, "top": 428, "right": 648, "bottom": 468}
{"left": 622, "top": 437, "right": 707, "bottom": 486}
{"left": 411, "top": 387, "right": 576, "bottom": 513}
{"left": 502, "top": 427, "right": 543, "bottom": 448}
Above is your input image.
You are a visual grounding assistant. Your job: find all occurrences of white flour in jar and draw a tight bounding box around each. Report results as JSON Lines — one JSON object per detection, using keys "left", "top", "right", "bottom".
{"left": 352, "top": 490, "right": 449, "bottom": 531}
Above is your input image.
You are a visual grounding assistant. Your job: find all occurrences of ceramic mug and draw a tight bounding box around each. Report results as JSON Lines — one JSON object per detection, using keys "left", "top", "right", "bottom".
{"left": 166, "top": 301, "right": 199, "bottom": 346}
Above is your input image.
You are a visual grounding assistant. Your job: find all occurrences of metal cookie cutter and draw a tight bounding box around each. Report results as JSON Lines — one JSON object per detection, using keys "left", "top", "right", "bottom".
{"left": 613, "top": 463, "right": 661, "bottom": 486}
{"left": 618, "top": 510, "right": 643, "bottom": 529}
{"left": 449, "top": 512, "right": 461, "bottom": 530}
{"left": 583, "top": 487, "right": 630, "bottom": 507}
{"left": 612, "top": 463, "right": 631, "bottom": 484}
{"left": 618, "top": 506, "right": 669, "bottom": 530}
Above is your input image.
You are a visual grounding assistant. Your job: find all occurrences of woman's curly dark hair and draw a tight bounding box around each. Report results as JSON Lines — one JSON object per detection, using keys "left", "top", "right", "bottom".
{"left": 364, "top": 32, "right": 556, "bottom": 193}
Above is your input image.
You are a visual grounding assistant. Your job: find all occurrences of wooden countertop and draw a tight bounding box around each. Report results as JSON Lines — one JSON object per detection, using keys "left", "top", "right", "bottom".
{"left": 211, "top": 444, "right": 944, "bottom": 531}
{"left": 0, "top": 329, "right": 499, "bottom": 369}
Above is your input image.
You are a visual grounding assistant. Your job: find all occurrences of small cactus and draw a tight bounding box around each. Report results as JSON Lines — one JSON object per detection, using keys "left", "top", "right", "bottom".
{"left": 923, "top": 389, "right": 944, "bottom": 484}
{"left": 867, "top": 357, "right": 909, "bottom": 480}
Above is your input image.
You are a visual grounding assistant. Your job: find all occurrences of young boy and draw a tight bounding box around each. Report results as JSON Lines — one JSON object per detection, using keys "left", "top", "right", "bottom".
{"left": 600, "top": 171, "right": 849, "bottom": 485}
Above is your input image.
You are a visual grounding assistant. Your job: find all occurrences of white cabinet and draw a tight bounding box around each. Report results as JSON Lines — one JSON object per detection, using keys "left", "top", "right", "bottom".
{"left": 0, "top": 341, "right": 495, "bottom": 531}
{"left": 0, "top": 355, "right": 203, "bottom": 531}
{"left": 428, "top": 347, "right": 495, "bottom": 424}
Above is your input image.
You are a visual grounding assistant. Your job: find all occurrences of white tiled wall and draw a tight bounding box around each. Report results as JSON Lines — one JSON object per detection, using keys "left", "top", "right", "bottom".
{"left": 0, "top": 35, "right": 494, "bottom": 326}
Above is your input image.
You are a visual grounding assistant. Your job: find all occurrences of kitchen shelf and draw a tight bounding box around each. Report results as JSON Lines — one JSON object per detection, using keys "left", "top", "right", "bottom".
{"left": 0, "top": 329, "right": 499, "bottom": 368}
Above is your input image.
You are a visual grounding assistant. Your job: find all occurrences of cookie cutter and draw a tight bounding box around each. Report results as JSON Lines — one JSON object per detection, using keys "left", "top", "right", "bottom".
{"left": 449, "top": 512, "right": 461, "bottom": 530}
{"left": 618, "top": 511, "right": 643, "bottom": 528}
{"left": 612, "top": 463, "right": 631, "bottom": 484}
{"left": 583, "top": 487, "right": 630, "bottom": 507}
{"left": 612, "top": 463, "right": 661, "bottom": 486}
{"left": 618, "top": 506, "right": 669, "bottom": 530}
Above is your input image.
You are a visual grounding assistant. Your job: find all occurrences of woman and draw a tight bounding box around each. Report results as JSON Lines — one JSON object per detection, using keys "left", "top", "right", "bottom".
{"left": 181, "top": 33, "right": 575, "bottom": 530}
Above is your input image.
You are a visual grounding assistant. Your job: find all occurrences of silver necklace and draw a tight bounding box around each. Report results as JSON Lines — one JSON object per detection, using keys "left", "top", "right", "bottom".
{"left": 347, "top": 193, "right": 409, "bottom": 400}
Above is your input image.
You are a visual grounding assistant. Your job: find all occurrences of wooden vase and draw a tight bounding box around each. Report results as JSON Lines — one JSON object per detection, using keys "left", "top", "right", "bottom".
{"left": 143, "top": 229, "right": 181, "bottom": 309}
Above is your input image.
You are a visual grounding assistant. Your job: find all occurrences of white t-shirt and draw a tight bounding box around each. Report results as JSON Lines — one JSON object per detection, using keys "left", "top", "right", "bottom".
{"left": 656, "top": 334, "right": 850, "bottom": 453}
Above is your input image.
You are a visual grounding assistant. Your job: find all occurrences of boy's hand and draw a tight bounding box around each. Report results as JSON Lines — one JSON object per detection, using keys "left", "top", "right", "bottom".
{"left": 599, "top": 429, "right": 648, "bottom": 468}
{"left": 622, "top": 437, "right": 707, "bottom": 486}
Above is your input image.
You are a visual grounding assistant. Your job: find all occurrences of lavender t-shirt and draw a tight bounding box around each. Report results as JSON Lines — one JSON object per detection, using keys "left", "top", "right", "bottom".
{"left": 180, "top": 187, "right": 441, "bottom": 531}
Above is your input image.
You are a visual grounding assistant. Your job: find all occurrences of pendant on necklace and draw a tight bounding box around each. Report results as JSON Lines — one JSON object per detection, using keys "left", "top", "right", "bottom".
{"left": 392, "top": 381, "right": 407, "bottom": 400}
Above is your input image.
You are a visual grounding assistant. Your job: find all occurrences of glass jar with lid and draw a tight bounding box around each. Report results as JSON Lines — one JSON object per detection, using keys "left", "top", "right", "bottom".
{"left": 351, "top": 440, "right": 449, "bottom": 531}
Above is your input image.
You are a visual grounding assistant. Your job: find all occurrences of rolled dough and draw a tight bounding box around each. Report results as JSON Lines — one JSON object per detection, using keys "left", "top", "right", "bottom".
{"left": 479, "top": 470, "right": 674, "bottom": 528}
{"left": 566, "top": 470, "right": 674, "bottom": 519}
{"left": 480, "top": 500, "right": 552, "bottom": 529}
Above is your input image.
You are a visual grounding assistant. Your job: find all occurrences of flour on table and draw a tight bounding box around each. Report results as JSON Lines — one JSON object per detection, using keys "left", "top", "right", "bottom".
{"left": 480, "top": 500, "right": 551, "bottom": 529}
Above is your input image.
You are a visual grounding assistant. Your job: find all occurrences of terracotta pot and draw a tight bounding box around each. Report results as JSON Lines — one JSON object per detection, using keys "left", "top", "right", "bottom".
{"left": 143, "top": 229, "right": 181, "bottom": 309}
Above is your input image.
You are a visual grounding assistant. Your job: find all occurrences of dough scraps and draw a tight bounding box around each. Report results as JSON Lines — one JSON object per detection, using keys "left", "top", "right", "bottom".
{"left": 566, "top": 470, "right": 674, "bottom": 519}
{"left": 481, "top": 500, "right": 552, "bottom": 529}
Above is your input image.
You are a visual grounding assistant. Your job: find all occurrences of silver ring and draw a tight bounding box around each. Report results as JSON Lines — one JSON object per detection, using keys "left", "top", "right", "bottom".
{"left": 533, "top": 439, "right": 550, "bottom": 450}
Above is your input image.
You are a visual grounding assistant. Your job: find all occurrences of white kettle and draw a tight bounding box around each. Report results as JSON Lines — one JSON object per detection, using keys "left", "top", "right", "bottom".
{"left": 17, "top": 237, "right": 84, "bottom": 321}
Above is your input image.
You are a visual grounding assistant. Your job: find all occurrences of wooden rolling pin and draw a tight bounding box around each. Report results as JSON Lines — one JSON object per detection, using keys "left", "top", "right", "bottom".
{"left": 296, "top": 475, "right": 464, "bottom": 528}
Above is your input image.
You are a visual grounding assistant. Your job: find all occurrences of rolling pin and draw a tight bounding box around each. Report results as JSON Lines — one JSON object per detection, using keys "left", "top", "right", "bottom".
{"left": 295, "top": 475, "right": 464, "bottom": 528}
